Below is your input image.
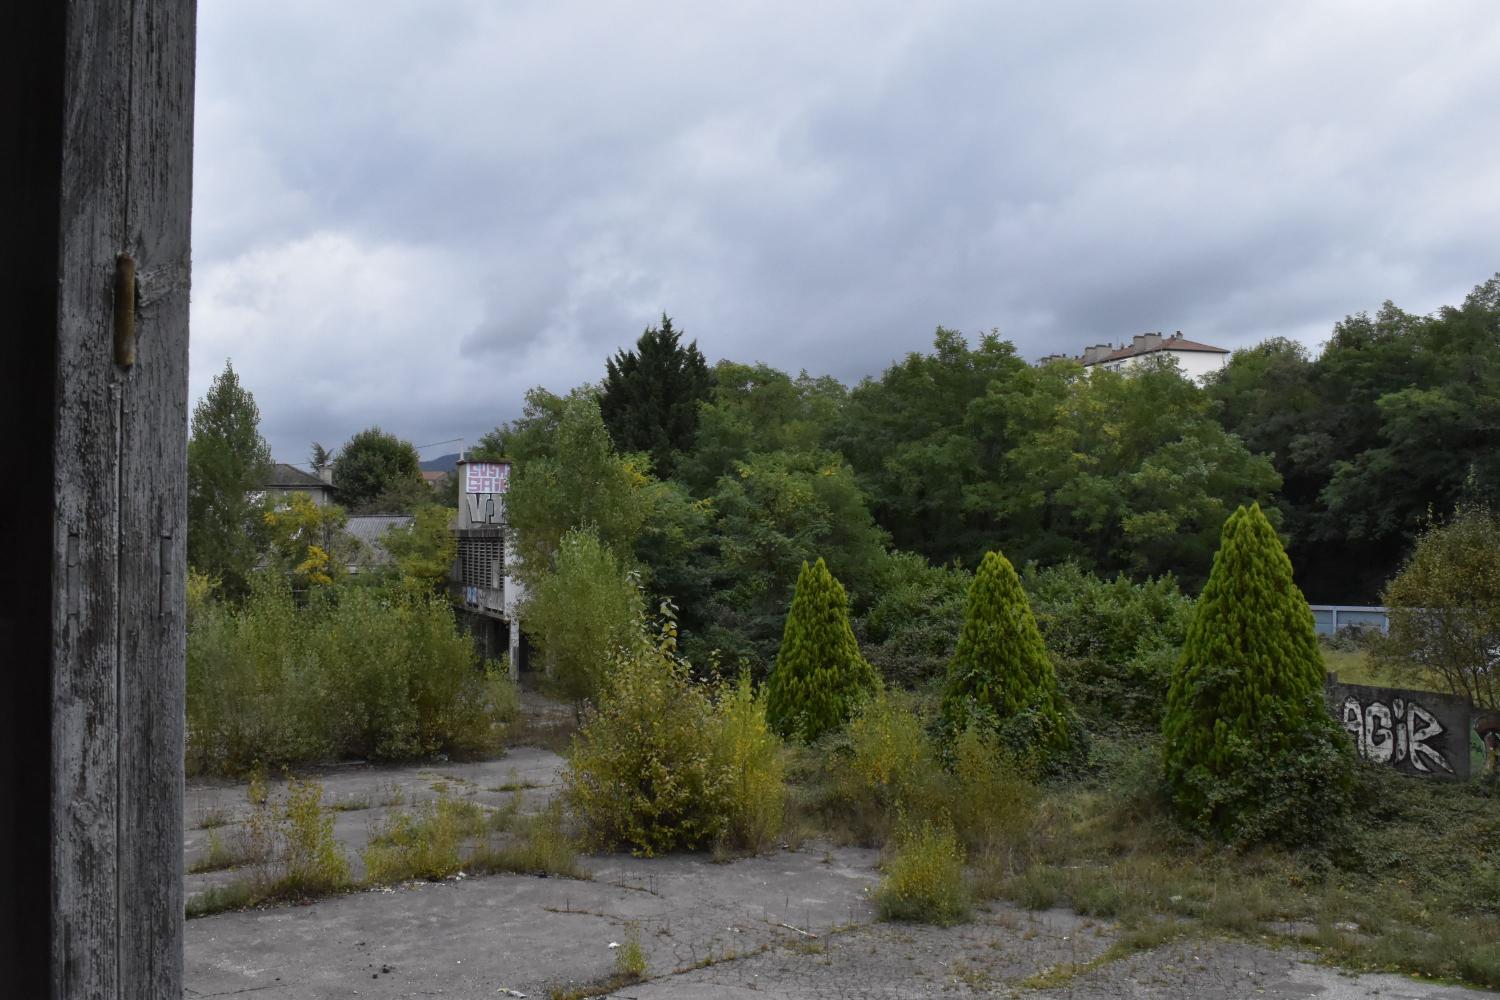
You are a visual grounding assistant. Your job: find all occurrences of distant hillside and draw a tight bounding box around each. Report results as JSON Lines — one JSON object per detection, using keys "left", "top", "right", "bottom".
{"left": 419, "top": 452, "right": 460, "bottom": 474}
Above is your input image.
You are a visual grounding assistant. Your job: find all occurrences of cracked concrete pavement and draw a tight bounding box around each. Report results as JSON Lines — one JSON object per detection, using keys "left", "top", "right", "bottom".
{"left": 184, "top": 747, "right": 1497, "bottom": 999}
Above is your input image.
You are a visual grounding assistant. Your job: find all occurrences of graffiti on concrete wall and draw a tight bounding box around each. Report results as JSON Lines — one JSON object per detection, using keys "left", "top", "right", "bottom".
{"left": 1325, "top": 678, "right": 1471, "bottom": 780}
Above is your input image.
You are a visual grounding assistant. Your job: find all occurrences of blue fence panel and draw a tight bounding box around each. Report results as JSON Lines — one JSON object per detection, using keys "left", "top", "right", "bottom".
{"left": 1309, "top": 605, "right": 1389, "bottom": 637}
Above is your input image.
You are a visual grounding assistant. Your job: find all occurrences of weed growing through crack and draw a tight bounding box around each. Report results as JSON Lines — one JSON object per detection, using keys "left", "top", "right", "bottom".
{"left": 328, "top": 792, "right": 372, "bottom": 812}
{"left": 468, "top": 799, "right": 587, "bottom": 879}
{"left": 188, "top": 829, "right": 254, "bottom": 874}
{"left": 362, "top": 792, "right": 488, "bottom": 882}
{"left": 192, "top": 804, "right": 232, "bottom": 829}
{"left": 185, "top": 773, "right": 351, "bottom": 917}
{"left": 491, "top": 767, "right": 542, "bottom": 793}
{"left": 614, "top": 921, "right": 646, "bottom": 980}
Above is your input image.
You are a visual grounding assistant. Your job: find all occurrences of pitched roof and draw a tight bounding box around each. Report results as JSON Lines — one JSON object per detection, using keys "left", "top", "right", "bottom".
{"left": 343, "top": 514, "right": 414, "bottom": 567}
{"left": 1084, "top": 333, "right": 1229, "bottom": 366}
{"left": 344, "top": 514, "right": 413, "bottom": 546}
{"left": 264, "top": 462, "right": 332, "bottom": 489}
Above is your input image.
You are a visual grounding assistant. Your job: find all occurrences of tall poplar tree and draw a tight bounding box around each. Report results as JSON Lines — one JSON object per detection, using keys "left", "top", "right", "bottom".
{"left": 599, "top": 314, "right": 714, "bottom": 477}
{"left": 766, "top": 558, "right": 878, "bottom": 740}
{"left": 187, "top": 361, "right": 272, "bottom": 598}
{"left": 1162, "top": 503, "right": 1353, "bottom": 845}
{"left": 940, "top": 550, "right": 1071, "bottom": 762}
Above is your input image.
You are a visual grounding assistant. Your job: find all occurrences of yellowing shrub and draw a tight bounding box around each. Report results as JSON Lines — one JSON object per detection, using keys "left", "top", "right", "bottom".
{"left": 714, "top": 674, "right": 786, "bottom": 853}
{"left": 874, "top": 818, "right": 971, "bottom": 926}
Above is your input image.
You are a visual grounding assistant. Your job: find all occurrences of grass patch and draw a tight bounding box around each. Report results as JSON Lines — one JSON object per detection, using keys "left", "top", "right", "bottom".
{"left": 188, "top": 829, "right": 256, "bottom": 874}
{"left": 1321, "top": 646, "right": 1392, "bottom": 687}
{"left": 363, "top": 788, "right": 588, "bottom": 884}
{"left": 468, "top": 800, "right": 588, "bottom": 880}
{"left": 184, "top": 880, "right": 258, "bottom": 918}
{"left": 185, "top": 774, "right": 352, "bottom": 918}
{"left": 192, "top": 804, "right": 232, "bottom": 829}
{"left": 490, "top": 767, "right": 542, "bottom": 793}
{"left": 362, "top": 793, "right": 490, "bottom": 883}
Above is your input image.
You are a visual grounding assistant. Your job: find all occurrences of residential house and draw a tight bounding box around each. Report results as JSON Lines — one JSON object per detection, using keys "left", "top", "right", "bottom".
{"left": 262, "top": 462, "right": 336, "bottom": 507}
{"left": 1042, "top": 332, "right": 1230, "bottom": 384}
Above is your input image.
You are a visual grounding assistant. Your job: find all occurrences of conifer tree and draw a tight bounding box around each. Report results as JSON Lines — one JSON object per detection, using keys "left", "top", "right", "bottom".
{"left": 599, "top": 314, "right": 714, "bottom": 477}
{"left": 766, "top": 558, "right": 879, "bottom": 740}
{"left": 1162, "top": 503, "right": 1353, "bottom": 845}
{"left": 187, "top": 361, "right": 272, "bottom": 599}
{"left": 940, "top": 550, "right": 1071, "bottom": 760}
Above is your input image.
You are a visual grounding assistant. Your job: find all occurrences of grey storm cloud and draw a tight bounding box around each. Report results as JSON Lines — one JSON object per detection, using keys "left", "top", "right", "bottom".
{"left": 188, "top": 0, "right": 1500, "bottom": 462}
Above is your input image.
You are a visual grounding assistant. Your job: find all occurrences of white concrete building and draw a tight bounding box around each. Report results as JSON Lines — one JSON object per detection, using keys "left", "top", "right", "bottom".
{"left": 451, "top": 459, "right": 525, "bottom": 677}
{"left": 1076, "top": 332, "right": 1229, "bottom": 383}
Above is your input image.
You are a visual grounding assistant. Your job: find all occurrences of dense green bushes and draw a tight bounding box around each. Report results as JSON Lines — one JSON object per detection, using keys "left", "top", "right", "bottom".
{"left": 874, "top": 818, "right": 971, "bottom": 925}
{"left": 1026, "top": 563, "right": 1193, "bottom": 729}
{"left": 859, "top": 552, "right": 971, "bottom": 686}
{"left": 1162, "top": 504, "right": 1354, "bottom": 846}
{"left": 187, "top": 579, "right": 513, "bottom": 774}
{"left": 794, "top": 690, "right": 1037, "bottom": 859}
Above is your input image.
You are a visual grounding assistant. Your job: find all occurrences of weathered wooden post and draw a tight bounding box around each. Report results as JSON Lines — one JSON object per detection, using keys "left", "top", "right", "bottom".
{"left": 1, "top": 1, "right": 196, "bottom": 996}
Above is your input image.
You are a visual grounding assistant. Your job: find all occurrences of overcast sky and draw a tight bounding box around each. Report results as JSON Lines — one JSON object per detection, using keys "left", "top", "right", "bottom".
{"left": 189, "top": 1, "right": 1500, "bottom": 464}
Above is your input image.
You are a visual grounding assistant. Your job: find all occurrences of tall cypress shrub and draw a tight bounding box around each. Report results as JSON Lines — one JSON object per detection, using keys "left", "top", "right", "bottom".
{"left": 766, "top": 558, "right": 878, "bottom": 740}
{"left": 941, "top": 550, "right": 1071, "bottom": 762}
{"left": 1162, "top": 503, "right": 1353, "bottom": 845}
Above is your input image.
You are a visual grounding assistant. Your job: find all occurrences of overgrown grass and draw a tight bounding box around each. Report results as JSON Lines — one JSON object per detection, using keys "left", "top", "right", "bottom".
{"left": 188, "top": 829, "right": 255, "bottom": 873}
{"left": 468, "top": 800, "right": 588, "bottom": 879}
{"left": 186, "top": 773, "right": 353, "bottom": 917}
{"left": 979, "top": 737, "right": 1500, "bottom": 988}
{"left": 785, "top": 699, "right": 1500, "bottom": 988}
{"left": 362, "top": 790, "right": 588, "bottom": 884}
{"left": 190, "top": 779, "right": 587, "bottom": 918}
{"left": 787, "top": 691, "right": 1035, "bottom": 859}
{"left": 362, "top": 793, "right": 490, "bottom": 882}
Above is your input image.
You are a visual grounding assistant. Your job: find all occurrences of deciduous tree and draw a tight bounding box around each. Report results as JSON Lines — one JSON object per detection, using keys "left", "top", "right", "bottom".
{"left": 332, "top": 427, "right": 424, "bottom": 513}
{"left": 1377, "top": 502, "right": 1500, "bottom": 709}
{"left": 505, "top": 395, "right": 650, "bottom": 587}
{"left": 381, "top": 504, "right": 459, "bottom": 594}
{"left": 523, "top": 527, "right": 644, "bottom": 703}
